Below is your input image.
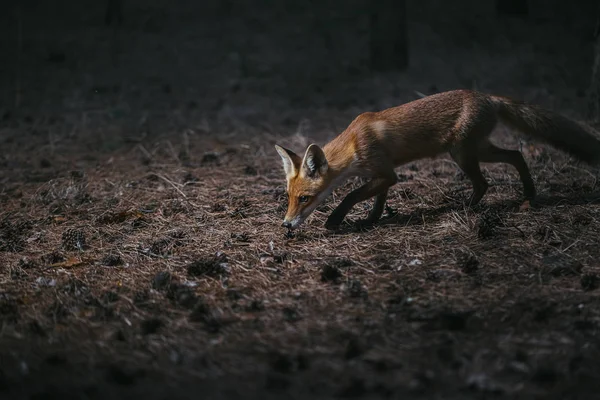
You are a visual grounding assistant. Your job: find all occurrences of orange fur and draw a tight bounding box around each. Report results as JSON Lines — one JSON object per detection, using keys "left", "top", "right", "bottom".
{"left": 276, "top": 90, "right": 600, "bottom": 230}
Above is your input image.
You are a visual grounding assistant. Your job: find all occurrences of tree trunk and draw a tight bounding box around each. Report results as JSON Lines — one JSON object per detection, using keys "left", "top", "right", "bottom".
{"left": 370, "top": 0, "right": 408, "bottom": 71}
{"left": 105, "top": 0, "right": 124, "bottom": 26}
{"left": 496, "top": 0, "right": 529, "bottom": 17}
{"left": 588, "top": 15, "right": 600, "bottom": 122}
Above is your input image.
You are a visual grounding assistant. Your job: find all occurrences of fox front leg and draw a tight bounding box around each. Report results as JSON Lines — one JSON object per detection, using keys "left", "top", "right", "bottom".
{"left": 360, "top": 188, "right": 389, "bottom": 226}
{"left": 325, "top": 176, "right": 396, "bottom": 230}
{"left": 325, "top": 202, "right": 351, "bottom": 230}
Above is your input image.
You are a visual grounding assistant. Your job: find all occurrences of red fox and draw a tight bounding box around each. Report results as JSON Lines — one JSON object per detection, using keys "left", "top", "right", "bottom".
{"left": 275, "top": 90, "right": 600, "bottom": 230}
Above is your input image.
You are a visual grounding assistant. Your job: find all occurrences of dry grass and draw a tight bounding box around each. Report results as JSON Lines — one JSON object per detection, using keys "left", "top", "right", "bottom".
{"left": 2, "top": 126, "right": 600, "bottom": 398}
{"left": 2, "top": 0, "right": 600, "bottom": 398}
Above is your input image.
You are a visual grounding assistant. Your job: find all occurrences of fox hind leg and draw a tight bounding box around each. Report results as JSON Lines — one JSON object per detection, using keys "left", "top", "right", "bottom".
{"left": 450, "top": 145, "right": 489, "bottom": 206}
{"left": 364, "top": 188, "right": 389, "bottom": 225}
{"left": 478, "top": 142, "right": 536, "bottom": 200}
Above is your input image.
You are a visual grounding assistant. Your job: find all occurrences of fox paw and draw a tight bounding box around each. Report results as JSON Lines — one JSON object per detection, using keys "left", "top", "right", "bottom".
{"left": 325, "top": 215, "right": 344, "bottom": 230}
{"left": 353, "top": 218, "right": 378, "bottom": 230}
{"left": 324, "top": 220, "right": 341, "bottom": 230}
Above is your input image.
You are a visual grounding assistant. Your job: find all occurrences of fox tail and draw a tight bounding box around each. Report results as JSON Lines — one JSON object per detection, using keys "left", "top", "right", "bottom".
{"left": 491, "top": 95, "right": 600, "bottom": 165}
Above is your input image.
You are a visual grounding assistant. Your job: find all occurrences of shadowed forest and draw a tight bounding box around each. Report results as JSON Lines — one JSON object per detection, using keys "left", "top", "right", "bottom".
{"left": 1, "top": 0, "right": 600, "bottom": 398}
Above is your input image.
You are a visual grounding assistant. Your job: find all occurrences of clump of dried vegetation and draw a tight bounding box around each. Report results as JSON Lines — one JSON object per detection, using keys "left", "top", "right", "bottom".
{"left": 1, "top": 123, "right": 599, "bottom": 398}
{"left": 1, "top": 0, "right": 600, "bottom": 398}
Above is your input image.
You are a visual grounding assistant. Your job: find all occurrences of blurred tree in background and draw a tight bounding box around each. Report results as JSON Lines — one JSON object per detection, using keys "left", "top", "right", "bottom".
{"left": 495, "top": 0, "right": 529, "bottom": 17}
{"left": 588, "top": 11, "right": 600, "bottom": 122}
{"left": 369, "top": 0, "right": 409, "bottom": 71}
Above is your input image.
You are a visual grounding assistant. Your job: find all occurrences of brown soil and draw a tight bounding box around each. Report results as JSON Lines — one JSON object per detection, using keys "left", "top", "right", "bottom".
{"left": 1, "top": 1, "right": 600, "bottom": 399}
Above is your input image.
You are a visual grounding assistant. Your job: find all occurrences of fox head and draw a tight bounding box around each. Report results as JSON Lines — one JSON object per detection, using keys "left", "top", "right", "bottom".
{"left": 275, "top": 143, "right": 332, "bottom": 229}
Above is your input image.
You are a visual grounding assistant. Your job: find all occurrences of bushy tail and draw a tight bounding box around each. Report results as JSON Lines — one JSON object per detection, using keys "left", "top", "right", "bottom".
{"left": 491, "top": 95, "right": 600, "bottom": 165}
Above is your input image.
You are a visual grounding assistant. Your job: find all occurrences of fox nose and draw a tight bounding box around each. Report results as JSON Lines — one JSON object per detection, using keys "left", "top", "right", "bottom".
{"left": 282, "top": 221, "right": 292, "bottom": 229}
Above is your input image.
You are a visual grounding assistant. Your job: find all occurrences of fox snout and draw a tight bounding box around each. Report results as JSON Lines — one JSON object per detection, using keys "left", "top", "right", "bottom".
{"left": 281, "top": 216, "right": 303, "bottom": 230}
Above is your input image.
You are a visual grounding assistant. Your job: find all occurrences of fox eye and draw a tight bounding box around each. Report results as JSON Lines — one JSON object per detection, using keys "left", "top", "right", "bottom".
{"left": 298, "top": 195, "right": 310, "bottom": 203}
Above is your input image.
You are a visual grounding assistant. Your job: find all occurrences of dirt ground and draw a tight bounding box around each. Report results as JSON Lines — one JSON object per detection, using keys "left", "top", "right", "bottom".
{"left": 2, "top": 1, "right": 600, "bottom": 399}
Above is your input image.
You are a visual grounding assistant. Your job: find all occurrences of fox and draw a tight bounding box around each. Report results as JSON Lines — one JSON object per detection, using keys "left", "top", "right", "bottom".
{"left": 275, "top": 89, "right": 600, "bottom": 230}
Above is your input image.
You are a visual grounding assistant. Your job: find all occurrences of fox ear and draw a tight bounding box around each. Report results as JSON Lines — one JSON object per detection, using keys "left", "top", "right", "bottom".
{"left": 301, "top": 144, "right": 328, "bottom": 177}
{"left": 275, "top": 145, "right": 301, "bottom": 177}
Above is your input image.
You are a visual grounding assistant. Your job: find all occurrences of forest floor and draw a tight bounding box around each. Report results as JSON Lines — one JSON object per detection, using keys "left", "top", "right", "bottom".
{"left": 1, "top": 1, "right": 600, "bottom": 399}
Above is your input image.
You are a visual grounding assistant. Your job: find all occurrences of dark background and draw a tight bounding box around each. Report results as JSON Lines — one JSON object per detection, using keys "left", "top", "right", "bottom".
{"left": 2, "top": 1, "right": 600, "bottom": 400}
{"left": 1, "top": 0, "right": 598, "bottom": 140}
